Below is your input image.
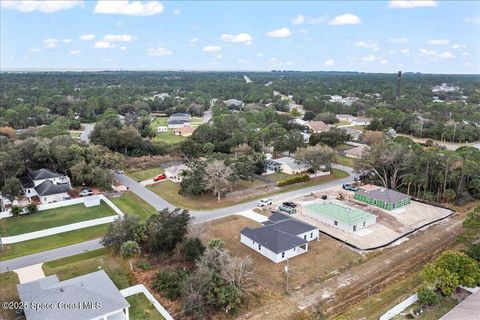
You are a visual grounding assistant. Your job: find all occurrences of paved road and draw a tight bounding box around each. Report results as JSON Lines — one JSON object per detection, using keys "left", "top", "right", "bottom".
{"left": 1, "top": 239, "right": 103, "bottom": 272}
{"left": 1, "top": 165, "right": 356, "bottom": 272}
{"left": 79, "top": 123, "right": 95, "bottom": 143}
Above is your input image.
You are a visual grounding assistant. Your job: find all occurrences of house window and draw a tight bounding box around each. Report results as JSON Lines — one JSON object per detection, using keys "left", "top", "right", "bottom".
{"left": 304, "top": 235, "right": 307, "bottom": 240}
{"left": 310, "top": 232, "right": 313, "bottom": 239}
{"left": 282, "top": 252, "right": 285, "bottom": 258}
{"left": 258, "top": 244, "right": 261, "bottom": 251}
{"left": 373, "top": 200, "right": 377, "bottom": 205}
{"left": 334, "top": 221, "right": 338, "bottom": 226}
{"left": 363, "top": 221, "right": 366, "bottom": 227}
{"left": 293, "top": 247, "right": 296, "bottom": 251}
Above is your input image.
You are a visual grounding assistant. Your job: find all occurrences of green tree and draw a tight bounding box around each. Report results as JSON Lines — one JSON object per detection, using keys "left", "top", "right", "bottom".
{"left": 1, "top": 177, "right": 22, "bottom": 201}
{"left": 101, "top": 214, "right": 141, "bottom": 252}
{"left": 25, "top": 203, "right": 38, "bottom": 215}
{"left": 153, "top": 268, "right": 188, "bottom": 299}
{"left": 179, "top": 160, "right": 207, "bottom": 197}
{"left": 417, "top": 287, "right": 439, "bottom": 307}
{"left": 181, "top": 237, "right": 206, "bottom": 262}
{"left": 443, "top": 189, "right": 456, "bottom": 203}
{"left": 120, "top": 240, "right": 141, "bottom": 270}
{"left": 146, "top": 208, "right": 190, "bottom": 254}
{"left": 11, "top": 205, "right": 23, "bottom": 217}
{"left": 295, "top": 144, "right": 335, "bottom": 175}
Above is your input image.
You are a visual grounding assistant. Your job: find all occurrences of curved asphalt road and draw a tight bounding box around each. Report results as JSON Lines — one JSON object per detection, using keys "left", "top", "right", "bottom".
{"left": 1, "top": 165, "right": 356, "bottom": 272}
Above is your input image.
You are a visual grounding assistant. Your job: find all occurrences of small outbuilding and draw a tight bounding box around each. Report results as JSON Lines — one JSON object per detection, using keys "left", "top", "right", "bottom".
{"left": 354, "top": 188, "right": 411, "bottom": 210}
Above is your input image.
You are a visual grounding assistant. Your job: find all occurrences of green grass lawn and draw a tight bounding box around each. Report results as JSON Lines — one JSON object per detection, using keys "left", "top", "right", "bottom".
{"left": 148, "top": 169, "right": 348, "bottom": 210}
{"left": 154, "top": 131, "right": 186, "bottom": 144}
{"left": 235, "top": 179, "right": 267, "bottom": 190}
{"left": 149, "top": 117, "right": 168, "bottom": 129}
{"left": 190, "top": 116, "right": 204, "bottom": 125}
{"left": 127, "top": 294, "right": 165, "bottom": 320}
{"left": 43, "top": 248, "right": 133, "bottom": 290}
{"left": 0, "top": 272, "right": 20, "bottom": 320}
{"left": 126, "top": 167, "right": 165, "bottom": 181}
{"left": 0, "top": 224, "right": 109, "bottom": 261}
{"left": 111, "top": 191, "right": 158, "bottom": 220}
{"left": 335, "top": 154, "right": 358, "bottom": 168}
{"left": 415, "top": 296, "right": 458, "bottom": 320}
{"left": 0, "top": 202, "right": 116, "bottom": 237}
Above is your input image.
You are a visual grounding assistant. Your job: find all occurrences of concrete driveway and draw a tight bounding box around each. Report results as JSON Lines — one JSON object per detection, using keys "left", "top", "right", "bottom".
{"left": 14, "top": 263, "right": 45, "bottom": 283}
{"left": 79, "top": 123, "right": 95, "bottom": 143}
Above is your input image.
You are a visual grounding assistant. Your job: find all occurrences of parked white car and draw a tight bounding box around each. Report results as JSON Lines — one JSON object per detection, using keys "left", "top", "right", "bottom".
{"left": 257, "top": 199, "right": 273, "bottom": 207}
{"left": 79, "top": 188, "right": 93, "bottom": 197}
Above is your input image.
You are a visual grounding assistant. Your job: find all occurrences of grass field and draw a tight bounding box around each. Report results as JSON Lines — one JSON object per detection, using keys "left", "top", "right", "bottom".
{"left": 0, "top": 202, "right": 116, "bottom": 237}
{"left": 127, "top": 294, "right": 165, "bottom": 320}
{"left": 70, "top": 131, "right": 82, "bottom": 139}
{"left": 43, "top": 248, "right": 133, "bottom": 289}
{"left": 148, "top": 169, "right": 348, "bottom": 210}
{"left": 126, "top": 167, "right": 165, "bottom": 181}
{"left": 111, "top": 191, "right": 158, "bottom": 220}
{"left": 335, "top": 154, "right": 358, "bottom": 168}
{"left": 149, "top": 117, "right": 168, "bottom": 129}
{"left": 0, "top": 272, "right": 20, "bottom": 320}
{"left": 154, "top": 131, "right": 186, "bottom": 144}
{"left": 416, "top": 296, "right": 458, "bottom": 319}
{"left": 0, "top": 224, "right": 109, "bottom": 261}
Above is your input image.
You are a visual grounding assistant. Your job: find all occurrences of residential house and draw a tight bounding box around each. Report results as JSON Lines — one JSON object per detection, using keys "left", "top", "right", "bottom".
{"left": 264, "top": 159, "right": 282, "bottom": 174}
{"left": 439, "top": 290, "right": 480, "bottom": 320}
{"left": 224, "top": 99, "right": 244, "bottom": 110}
{"left": 164, "top": 164, "right": 188, "bottom": 182}
{"left": 351, "top": 117, "right": 370, "bottom": 126}
{"left": 240, "top": 212, "right": 319, "bottom": 263}
{"left": 306, "top": 121, "right": 330, "bottom": 133}
{"left": 167, "top": 113, "right": 191, "bottom": 129}
{"left": 354, "top": 188, "right": 411, "bottom": 210}
{"left": 303, "top": 201, "right": 376, "bottom": 233}
{"left": 17, "top": 270, "right": 130, "bottom": 320}
{"left": 336, "top": 114, "right": 355, "bottom": 122}
{"left": 172, "top": 126, "right": 196, "bottom": 137}
{"left": 274, "top": 157, "right": 310, "bottom": 174}
{"left": 20, "top": 169, "right": 71, "bottom": 204}
{"left": 344, "top": 144, "right": 370, "bottom": 159}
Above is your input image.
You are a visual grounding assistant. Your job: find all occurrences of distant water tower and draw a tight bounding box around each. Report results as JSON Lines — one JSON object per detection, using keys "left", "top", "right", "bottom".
{"left": 395, "top": 71, "right": 402, "bottom": 101}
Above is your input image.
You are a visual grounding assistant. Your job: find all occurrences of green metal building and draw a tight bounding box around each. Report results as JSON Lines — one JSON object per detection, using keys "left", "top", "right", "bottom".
{"left": 354, "top": 188, "right": 411, "bottom": 210}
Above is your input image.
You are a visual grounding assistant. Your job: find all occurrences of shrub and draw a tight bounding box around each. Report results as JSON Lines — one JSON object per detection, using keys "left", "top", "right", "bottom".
{"left": 136, "top": 261, "right": 151, "bottom": 270}
{"left": 11, "top": 205, "right": 23, "bottom": 217}
{"left": 181, "top": 237, "right": 206, "bottom": 262}
{"left": 25, "top": 203, "right": 38, "bottom": 215}
{"left": 417, "top": 287, "right": 439, "bottom": 307}
{"left": 277, "top": 174, "right": 310, "bottom": 187}
{"left": 152, "top": 268, "right": 188, "bottom": 299}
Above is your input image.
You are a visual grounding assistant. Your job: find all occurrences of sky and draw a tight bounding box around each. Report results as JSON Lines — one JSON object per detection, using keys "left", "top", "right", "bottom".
{"left": 1, "top": 0, "right": 479, "bottom": 73}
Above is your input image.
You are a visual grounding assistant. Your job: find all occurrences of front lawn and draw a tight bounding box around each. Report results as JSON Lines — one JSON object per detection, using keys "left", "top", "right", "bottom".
{"left": 0, "top": 272, "right": 20, "bottom": 320}
{"left": 127, "top": 294, "right": 166, "bottom": 320}
{"left": 154, "top": 132, "right": 185, "bottom": 144}
{"left": 335, "top": 154, "right": 358, "bottom": 168}
{"left": 148, "top": 169, "right": 348, "bottom": 210}
{"left": 126, "top": 167, "right": 165, "bottom": 182}
{"left": 149, "top": 117, "right": 168, "bottom": 129}
{"left": 0, "top": 224, "right": 109, "bottom": 261}
{"left": 0, "top": 202, "right": 116, "bottom": 237}
{"left": 111, "top": 192, "right": 158, "bottom": 220}
{"left": 43, "top": 248, "right": 133, "bottom": 290}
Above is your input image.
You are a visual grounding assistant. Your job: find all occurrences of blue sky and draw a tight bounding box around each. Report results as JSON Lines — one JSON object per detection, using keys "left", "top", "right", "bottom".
{"left": 1, "top": 0, "right": 479, "bottom": 73}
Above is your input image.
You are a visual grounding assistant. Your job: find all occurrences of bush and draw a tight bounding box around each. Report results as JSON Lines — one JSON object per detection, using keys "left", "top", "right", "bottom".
{"left": 11, "top": 205, "right": 23, "bottom": 217}
{"left": 136, "top": 261, "right": 151, "bottom": 270}
{"left": 277, "top": 174, "right": 310, "bottom": 187}
{"left": 152, "top": 268, "right": 188, "bottom": 299}
{"left": 417, "top": 287, "right": 439, "bottom": 307}
{"left": 25, "top": 203, "right": 38, "bottom": 215}
{"left": 181, "top": 237, "right": 206, "bottom": 262}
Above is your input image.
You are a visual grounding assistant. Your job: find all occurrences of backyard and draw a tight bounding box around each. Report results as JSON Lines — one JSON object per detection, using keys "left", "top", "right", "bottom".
{"left": 0, "top": 272, "right": 19, "bottom": 320}
{"left": 148, "top": 169, "right": 348, "bottom": 210}
{"left": 127, "top": 294, "right": 165, "bottom": 320}
{"left": 0, "top": 201, "right": 116, "bottom": 237}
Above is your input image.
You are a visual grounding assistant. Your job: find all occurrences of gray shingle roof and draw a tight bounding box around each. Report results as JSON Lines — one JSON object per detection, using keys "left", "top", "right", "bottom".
{"left": 356, "top": 188, "right": 410, "bottom": 204}
{"left": 241, "top": 212, "right": 316, "bottom": 254}
{"left": 29, "top": 168, "right": 64, "bottom": 180}
{"left": 20, "top": 176, "right": 35, "bottom": 188}
{"left": 34, "top": 180, "right": 70, "bottom": 196}
{"left": 17, "top": 270, "right": 129, "bottom": 320}
{"left": 167, "top": 119, "right": 189, "bottom": 125}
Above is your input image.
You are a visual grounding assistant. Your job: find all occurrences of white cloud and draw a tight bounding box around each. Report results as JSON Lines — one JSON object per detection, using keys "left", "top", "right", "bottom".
{"left": 103, "top": 34, "right": 136, "bottom": 42}
{"left": 203, "top": 45, "right": 222, "bottom": 52}
{"left": 451, "top": 44, "right": 467, "bottom": 49}
{"left": 437, "top": 51, "right": 453, "bottom": 59}
{"left": 221, "top": 33, "right": 252, "bottom": 44}
{"left": 329, "top": 13, "right": 361, "bottom": 25}
{"left": 292, "top": 14, "right": 327, "bottom": 25}
{"left": 80, "top": 34, "right": 95, "bottom": 41}
{"left": 1, "top": 0, "right": 83, "bottom": 13}
{"left": 215, "top": 54, "right": 222, "bottom": 59}
{"left": 400, "top": 48, "right": 410, "bottom": 54}
{"left": 265, "top": 27, "right": 291, "bottom": 38}
{"left": 354, "top": 40, "right": 380, "bottom": 51}
{"left": 28, "top": 48, "right": 41, "bottom": 54}
{"left": 418, "top": 48, "right": 437, "bottom": 56}
{"left": 427, "top": 39, "right": 449, "bottom": 45}
{"left": 389, "top": 37, "right": 409, "bottom": 44}
{"left": 119, "top": 46, "right": 127, "bottom": 51}
{"left": 173, "top": 8, "right": 181, "bottom": 15}
{"left": 43, "top": 38, "right": 59, "bottom": 48}
{"left": 63, "top": 38, "right": 72, "bottom": 43}
{"left": 237, "top": 59, "right": 248, "bottom": 63}
{"left": 388, "top": 1, "right": 437, "bottom": 9}
{"left": 94, "top": 41, "right": 113, "bottom": 49}
{"left": 256, "top": 53, "right": 264, "bottom": 57}
{"left": 69, "top": 50, "right": 80, "bottom": 55}
{"left": 147, "top": 47, "right": 172, "bottom": 57}
{"left": 362, "top": 54, "right": 381, "bottom": 62}
{"left": 380, "top": 59, "right": 389, "bottom": 65}
{"left": 464, "top": 16, "right": 480, "bottom": 24}
{"left": 190, "top": 38, "right": 199, "bottom": 44}
{"left": 94, "top": 0, "right": 164, "bottom": 16}
{"left": 324, "top": 59, "right": 335, "bottom": 66}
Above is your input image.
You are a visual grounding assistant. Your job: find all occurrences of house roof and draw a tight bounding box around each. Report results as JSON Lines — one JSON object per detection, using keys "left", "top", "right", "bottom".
{"left": 345, "top": 144, "right": 370, "bottom": 157}
{"left": 17, "top": 270, "right": 129, "bottom": 320}
{"left": 20, "top": 176, "right": 35, "bottom": 188}
{"left": 173, "top": 126, "right": 196, "bottom": 134}
{"left": 167, "top": 119, "right": 189, "bottom": 125}
{"left": 356, "top": 188, "right": 410, "bottom": 204}
{"left": 34, "top": 180, "right": 70, "bottom": 196}
{"left": 29, "top": 168, "right": 63, "bottom": 180}
{"left": 170, "top": 112, "right": 190, "bottom": 118}
{"left": 304, "top": 202, "right": 376, "bottom": 225}
{"left": 274, "top": 157, "right": 309, "bottom": 171}
{"left": 440, "top": 290, "right": 480, "bottom": 320}
{"left": 307, "top": 121, "right": 329, "bottom": 132}
{"left": 224, "top": 99, "right": 244, "bottom": 106}
{"left": 241, "top": 212, "right": 316, "bottom": 254}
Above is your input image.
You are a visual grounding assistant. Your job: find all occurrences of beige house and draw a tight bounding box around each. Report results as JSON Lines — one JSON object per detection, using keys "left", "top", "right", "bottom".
{"left": 306, "top": 121, "right": 330, "bottom": 133}
{"left": 344, "top": 144, "right": 370, "bottom": 159}
{"left": 172, "top": 126, "right": 196, "bottom": 137}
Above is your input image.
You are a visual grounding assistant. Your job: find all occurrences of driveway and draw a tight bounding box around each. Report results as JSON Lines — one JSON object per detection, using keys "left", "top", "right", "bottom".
{"left": 79, "top": 123, "right": 95, "bottom": 143}
{"left": 14, "top": 263, "right": 45, "bottom": 283}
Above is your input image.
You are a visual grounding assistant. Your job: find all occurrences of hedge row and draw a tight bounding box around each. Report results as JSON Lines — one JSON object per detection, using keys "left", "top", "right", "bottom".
{"left": 277, "top": 174, "right": 310, "bottom": 187}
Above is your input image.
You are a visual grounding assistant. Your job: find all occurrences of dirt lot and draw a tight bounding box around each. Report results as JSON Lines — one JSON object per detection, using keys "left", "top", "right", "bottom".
{"left": 193, "top": 215, "right": 362, "bottom": 292}
{"left": 285, "top": 186, "right": 453, "bottom": 249}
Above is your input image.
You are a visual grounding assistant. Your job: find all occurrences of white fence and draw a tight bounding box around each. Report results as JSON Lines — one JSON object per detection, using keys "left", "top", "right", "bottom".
{"left": 380, "top": 293, "right": 418, "bottom": 320}
{"left": 120, "top": 284, "right": 174, "bottom": 320}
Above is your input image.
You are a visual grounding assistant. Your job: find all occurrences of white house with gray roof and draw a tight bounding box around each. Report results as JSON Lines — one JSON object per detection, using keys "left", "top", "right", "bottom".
{"left": 20, "top": 168, "right": 71, "bottom": 204}
{"left": 240, "top": 212, "right": 319, "bottom": 263}
{"left": 17, "top": 270, "right": 130, "bottom": 320}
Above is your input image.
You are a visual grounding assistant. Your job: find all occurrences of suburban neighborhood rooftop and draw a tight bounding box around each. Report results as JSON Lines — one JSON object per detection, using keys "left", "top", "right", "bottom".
{"left": 356, "top": 188, "right": 410, "bottom": 204}
{"left": 304, "top": 202, "right": 376, "bottom": 225}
